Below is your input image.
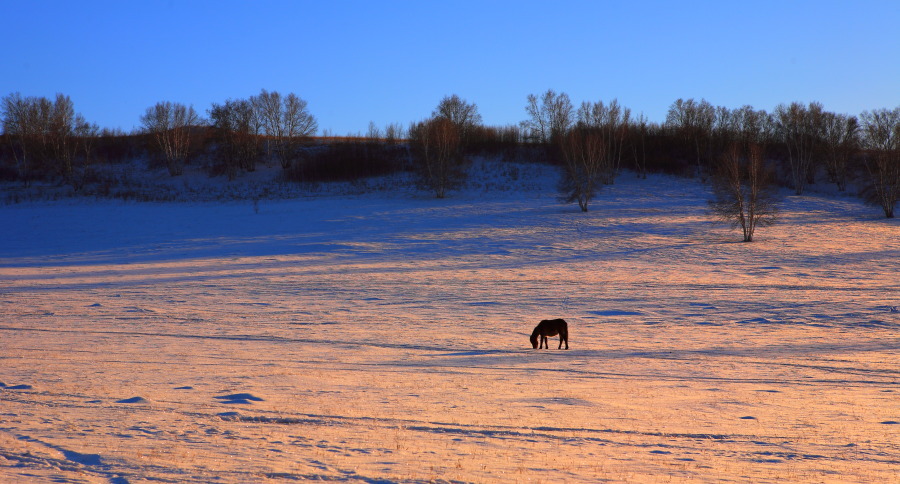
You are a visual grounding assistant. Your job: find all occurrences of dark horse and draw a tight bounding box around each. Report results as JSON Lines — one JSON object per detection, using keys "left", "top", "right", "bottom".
{"left": 530, "top": 319, "right": 569, "bottom": 349}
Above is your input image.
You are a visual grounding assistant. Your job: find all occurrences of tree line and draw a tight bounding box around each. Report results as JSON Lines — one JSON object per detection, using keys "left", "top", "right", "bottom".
{"left": 2, "top": 90, "right": 898, "bottom": 225}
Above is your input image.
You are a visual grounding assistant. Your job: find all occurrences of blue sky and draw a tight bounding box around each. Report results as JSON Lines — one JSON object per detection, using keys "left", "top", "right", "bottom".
{"left": 3, "top": 0, "right": 898, "bottom": 135}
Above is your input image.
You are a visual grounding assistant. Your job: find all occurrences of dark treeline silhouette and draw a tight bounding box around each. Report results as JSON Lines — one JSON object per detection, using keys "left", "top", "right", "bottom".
{"left": 284, "top": 139, "right": 408, "bottom": 184}
{"left": 2, "top": 90, "right": 898, "bottom": 217}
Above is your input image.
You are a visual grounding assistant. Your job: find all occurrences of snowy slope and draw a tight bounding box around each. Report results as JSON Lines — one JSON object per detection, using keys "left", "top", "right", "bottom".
{"left": 1, "top": 163, "right": 898, "bottom": 482}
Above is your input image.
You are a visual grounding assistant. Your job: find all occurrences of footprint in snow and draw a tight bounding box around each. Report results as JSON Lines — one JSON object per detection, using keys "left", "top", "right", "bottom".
{"left": 117, "top": 396, "right": 148, "bottom": 404}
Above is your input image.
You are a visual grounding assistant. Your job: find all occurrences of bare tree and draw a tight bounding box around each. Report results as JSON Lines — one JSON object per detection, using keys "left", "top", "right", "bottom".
{"left": 548, "top": 91, "right": 574, "bottom": 143}
{"left": 383, "top": 122, "right": 405, "bottom": 143}
{"left": 46, "top": 94, "right": 78, "bottom": 180}
{"left": 576, "top": 99, "right": 631, "bottom": 183}
{"left": 282, "top": 92, "right": 316, "bottom": 166}
{"left": 774, "top": 102, "right": 824, "bottom": 194}
{"left": 366, "top": 121, "right": 382, "bottom": 140}
{"left": 284, "top": 93, "right": 317, "bottom": 137}
{"left": 522, "top": 89, "right": 574, "bottom": 144}
{"left": 70, "top": 115, "right": 100, "bottom": 190}
{"left": 433, "top": 94, "right": 481, "bottom": 146}
{"left": 859, "top": 107, "right": 900, "bottom": 218}
{"left": 709, "top": 143, "right": 778, "bottom": 241}
{"left": 2, "top": 92, "right": 42, "bottom": 184}
{"left": 252, "top": 90, "right": 317, "bottom": 169}
{"left": 252, "top": 89, "right": 280, "bottom": 159}
{"left": 805, "top": 102, "right": 827, "bottom": 186}
{"left": 711, "top": 105, "right": 737, "bottom": 150}
{"left": 140, "top": 101, "right": 202, "bottom": 176}
{"left": 631, "top": 113, "right": 649, "bottom": 179}
{"left": 666, "top": 98, "right": 715, "bottom": 178}
{"left": 523, "top": 93, "right": 548, "bottom": 143}
{"left": 209, "top": 99, "right": 258, "bottom": 178}
{"left": 559, "top": 127, "right": 605, "bottom": 212}
{"left": 739, "top": 106, "right": 773, "bottom": 145}
{"left": 409, "top": 117, "right": 464, "bottom": 198}
{"left": 821, "top": 112, "right": 859, "bottom": 192}
{"left": 2, "top": 92, "right": 96, "bottom": 186}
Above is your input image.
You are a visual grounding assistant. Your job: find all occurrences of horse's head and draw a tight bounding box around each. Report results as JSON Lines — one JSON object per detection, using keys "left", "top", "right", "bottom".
{"left": 530, "top": 332, "right": 539, "bottom": 349}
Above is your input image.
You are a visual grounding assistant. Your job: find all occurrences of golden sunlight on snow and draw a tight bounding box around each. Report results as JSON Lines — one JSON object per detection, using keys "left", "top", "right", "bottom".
{"left": 1, "top": 177, "right": 897, "bottom": 482}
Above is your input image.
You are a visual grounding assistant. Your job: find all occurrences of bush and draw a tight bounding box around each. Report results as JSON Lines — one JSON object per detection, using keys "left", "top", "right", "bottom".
{"left": 283, "top": 140, "right": 408, "bottom": 183}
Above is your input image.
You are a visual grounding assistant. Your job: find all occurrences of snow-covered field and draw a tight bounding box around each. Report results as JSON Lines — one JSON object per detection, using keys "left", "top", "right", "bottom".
{"left": 1, "top": 163, "right": 898, "bottom": 483}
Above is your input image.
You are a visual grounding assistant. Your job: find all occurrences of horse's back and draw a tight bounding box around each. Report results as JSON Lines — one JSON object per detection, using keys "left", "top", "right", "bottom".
{"left": 531, "top": 318, "right": 569, "bottom": 349}
{"left": 539, "top": 318, "right": 567, "bottom": 332}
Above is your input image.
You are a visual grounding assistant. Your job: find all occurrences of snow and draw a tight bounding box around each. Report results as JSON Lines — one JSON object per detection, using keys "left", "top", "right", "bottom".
{"left": 1, "top": 161, "right": 898, "bottom": 482}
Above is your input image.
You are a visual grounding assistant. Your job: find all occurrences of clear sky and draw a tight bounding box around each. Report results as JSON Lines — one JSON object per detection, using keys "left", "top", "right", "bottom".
{"left": 3, "top": 0, "right": 898, "bottom": 135}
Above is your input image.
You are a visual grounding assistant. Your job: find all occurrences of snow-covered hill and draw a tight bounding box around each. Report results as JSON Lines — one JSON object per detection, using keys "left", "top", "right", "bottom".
{"left": 1, "top": 162, "right": 897, "bottom": 482}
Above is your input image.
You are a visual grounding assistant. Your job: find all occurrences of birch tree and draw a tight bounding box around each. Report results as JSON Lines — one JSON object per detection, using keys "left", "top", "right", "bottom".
{"left": 410, "top": 117, "right": 463, "bottom": 198}
{"left": 576, "top": 98, "right": 631, "bottom": 183}
{"left": 559, "top": 127, "right": 605, "bottom": 212}
{"left": 2, "top": 92, "right": 95, "bottom": 185}
{"left": 253, "top": 89, "right": 317, "bottom": 169}
{"left": 140, "top": 101, "right": 201, "bottom": 176}
{"left": 522, "top": 89, "right": 573, "bottom": 144}
{"left": 1, "top": 92, "right": 43, "bottom": 184}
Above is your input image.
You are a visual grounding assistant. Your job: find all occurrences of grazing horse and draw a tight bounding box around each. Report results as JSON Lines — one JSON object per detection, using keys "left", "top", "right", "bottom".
{"left": 530, "top": 319, "right": 569, "bottom": 349}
